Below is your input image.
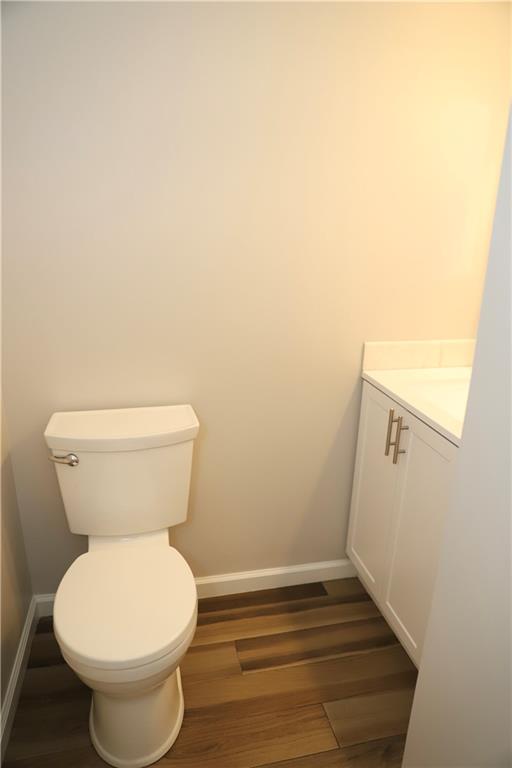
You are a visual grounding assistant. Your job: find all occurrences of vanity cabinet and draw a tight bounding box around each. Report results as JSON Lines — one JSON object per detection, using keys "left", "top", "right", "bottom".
{"left": 347, "top": 380, "right": 457, "bottom": 666}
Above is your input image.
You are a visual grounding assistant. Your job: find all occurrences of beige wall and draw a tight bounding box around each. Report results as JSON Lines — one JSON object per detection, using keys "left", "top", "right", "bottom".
{"left": 1, "top": 415, "right": 32, "bottom": 705}
{"left": 2, "top": 2, "right": 509, "bottom": 594}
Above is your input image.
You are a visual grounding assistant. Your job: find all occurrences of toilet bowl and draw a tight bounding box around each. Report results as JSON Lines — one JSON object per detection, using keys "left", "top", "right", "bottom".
{"left": 44, "top": 404, "right": 200, "bottom": 768}
{"left": 54, "top": 541, "right": 197, "bottom": 768}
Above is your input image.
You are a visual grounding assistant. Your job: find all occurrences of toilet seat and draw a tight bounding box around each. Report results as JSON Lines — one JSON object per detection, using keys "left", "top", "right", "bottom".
{"left": 54, "top": 546, "right": 197, "bottom": 671}
{"left": 60, "top": 619, "right": 196, "bottom": 686}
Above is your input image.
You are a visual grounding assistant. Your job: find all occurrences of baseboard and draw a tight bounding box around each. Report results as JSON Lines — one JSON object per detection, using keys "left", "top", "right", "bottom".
{"left": 35, "top": 593, "right": 57, "bottom": 618}
{"left": 194, "top": 557, "right": 356, "bottom": 598}
{"left": 32, "top": 557, "right": 356, "bottom": 615}
{"left": 0, "top": 596, "right": 38, "bottom": 759}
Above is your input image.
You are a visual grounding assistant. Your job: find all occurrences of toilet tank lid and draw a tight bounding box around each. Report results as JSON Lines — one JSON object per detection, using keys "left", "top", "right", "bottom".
{"left": 44, "top": 404, "right": 199, "bottom": 452}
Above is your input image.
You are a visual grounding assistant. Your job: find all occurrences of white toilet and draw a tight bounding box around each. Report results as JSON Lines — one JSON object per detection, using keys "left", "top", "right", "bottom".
{"left": 44, "top": 404, "right": 200, "bottom": 768}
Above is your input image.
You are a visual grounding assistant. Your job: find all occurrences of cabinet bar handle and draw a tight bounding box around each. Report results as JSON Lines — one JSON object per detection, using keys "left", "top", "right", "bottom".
{"left": 385, "top": 408, "right": 399, "bottom": 456}
{"left": 392, "top": 417, "right": 409, "bottom": 464}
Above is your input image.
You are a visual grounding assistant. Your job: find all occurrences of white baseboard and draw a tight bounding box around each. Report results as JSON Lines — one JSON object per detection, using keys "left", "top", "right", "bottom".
{"left": 33, "top": 557, "right": 356, "bottom": 615}
{"left": 194, "top": 557, "right": 356, "bottom": 598}
{"left": 0, "top": 596, "right": 38, "bottom": 759}
{"left": 35, "top": 593, "right": 57, "bottom": 618}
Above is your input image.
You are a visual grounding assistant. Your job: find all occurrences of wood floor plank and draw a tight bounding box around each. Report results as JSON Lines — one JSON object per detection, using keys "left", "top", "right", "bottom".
{"left": 198, "top": 588, "right": 372, "bottom": 628}
{"left": 337, "top": 735, "right": 407, "bottom": 767}
{"left": 180, "top": 642, "right": 241, "bottom": 682}
{"left": 323, "top": 580, "right": 367, "bottom": 600}
{"left": 3, "top": 737, "right": 407, "bottom": 768}
{"left": 236, "top": 617, "right": 398, "bottom": 672}
{"left": 323, "top": 688, "right": 415, "bottom": 746}
{"left": 197, "top": 595, "right": 371, "bottom": 628}
{"left": 193, "top": 599, "right": 380, "bottom": 646}
{"left": 183, "top": 645, "right": 417, "bottom": 717}
{"left": 198, "top": 583, "right": 328, "bottom": 614}
{"left": 18, "top": 664, "right": 85, "bottom": 703}
{"left": 256, "top": 735, "right": 407, "bottom": 768}
{"left": 158, "top": 703, "right": 338, "bottom": 767}
{"left": 27, "top": 632, "right": 63, "bottom": 669}
{"left": 2, "top": 745, "right": 105, "bottom": 768}
{"left": 5, "top": 692, "right": 91, "bottom": 762}
{"left": 35, "top": 617, "right": 53, "bottom": 634}
{"left": 4, "top": 663, "right": 90, "bottom": 764}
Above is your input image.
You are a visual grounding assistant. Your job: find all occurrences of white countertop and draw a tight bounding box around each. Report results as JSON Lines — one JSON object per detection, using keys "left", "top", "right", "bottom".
{"left": 362, "top": 367, "right": 472, "bottom": 446}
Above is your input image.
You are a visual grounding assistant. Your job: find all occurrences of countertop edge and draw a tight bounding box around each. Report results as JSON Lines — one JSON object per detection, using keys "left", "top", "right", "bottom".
{"left": 361, "top": 371, "right": 461, "bottom": 447}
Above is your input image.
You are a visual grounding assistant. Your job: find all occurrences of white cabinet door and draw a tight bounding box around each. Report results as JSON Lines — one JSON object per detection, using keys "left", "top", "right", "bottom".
{"left": 346, "top": 382, "right": 399, "bottom": 601}
{"left": 382, "top": 410, "right": 457, "bottom": 665}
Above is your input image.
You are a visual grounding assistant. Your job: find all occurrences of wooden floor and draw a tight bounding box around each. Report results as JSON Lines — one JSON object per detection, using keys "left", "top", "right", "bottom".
{"left": 4, "top": 578, "right": 417, "bottom": 768}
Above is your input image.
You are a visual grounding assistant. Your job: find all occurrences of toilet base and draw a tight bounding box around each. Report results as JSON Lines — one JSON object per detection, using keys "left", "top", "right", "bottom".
{"left": 89, "top": 668, "right": 184, "bottom": 768}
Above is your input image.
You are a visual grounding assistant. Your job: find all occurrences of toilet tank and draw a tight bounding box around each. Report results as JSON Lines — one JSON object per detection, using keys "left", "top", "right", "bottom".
{"left": 44, "top": 405, "right": 199, "bottom": 536}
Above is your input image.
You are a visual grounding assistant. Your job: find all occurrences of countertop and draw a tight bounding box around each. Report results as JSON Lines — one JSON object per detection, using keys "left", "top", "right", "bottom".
{"left": 362, "top": 366, "right": 472, "bottom": 446}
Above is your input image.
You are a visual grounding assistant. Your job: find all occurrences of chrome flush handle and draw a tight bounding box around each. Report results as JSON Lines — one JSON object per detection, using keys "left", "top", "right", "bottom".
{"left": 48, "top": 453, "right": 79, "bottom": 467}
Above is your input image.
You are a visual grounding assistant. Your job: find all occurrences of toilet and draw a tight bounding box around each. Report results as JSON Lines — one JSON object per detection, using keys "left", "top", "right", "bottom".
{"left": 44, "top": 404, "right": 200, "bottom": 768}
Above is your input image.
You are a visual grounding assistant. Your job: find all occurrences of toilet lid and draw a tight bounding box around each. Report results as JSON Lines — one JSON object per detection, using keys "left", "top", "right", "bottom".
{"left": 54, "top": 546, "right": 197, "bottom": 671}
